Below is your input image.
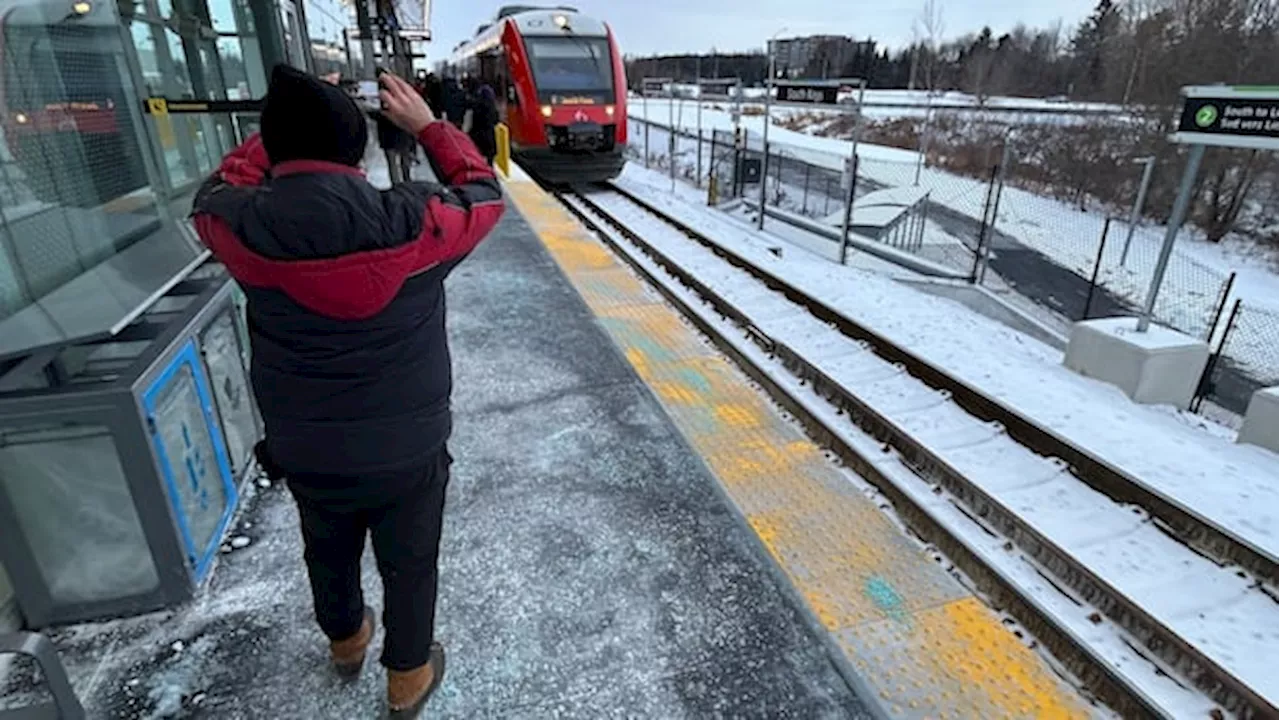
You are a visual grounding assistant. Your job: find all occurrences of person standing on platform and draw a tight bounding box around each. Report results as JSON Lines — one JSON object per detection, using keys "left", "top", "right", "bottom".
{"left": 374, "top": 105, "right": 416, "bottom": 183}
{"left": 423, "top": 72, "right": 444, "bottom": 118}
{"left": 189, "top": 64, "right": 504, "bottom": 718}
{"left": 440, "top": 76, "right": 466, "bottom": 127}
{"left": 465, "top": 84, "right": 500, "bottom": 166}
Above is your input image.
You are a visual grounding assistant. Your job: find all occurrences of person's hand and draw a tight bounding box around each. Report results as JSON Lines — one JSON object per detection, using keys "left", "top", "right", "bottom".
{"left": 379, "top": 71, "right": 435, "bottom": 135}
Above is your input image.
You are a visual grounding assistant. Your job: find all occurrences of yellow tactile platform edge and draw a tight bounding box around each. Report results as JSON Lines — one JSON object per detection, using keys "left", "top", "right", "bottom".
{"left": 505, "top": 180, "right": 1095, "bottom": 720}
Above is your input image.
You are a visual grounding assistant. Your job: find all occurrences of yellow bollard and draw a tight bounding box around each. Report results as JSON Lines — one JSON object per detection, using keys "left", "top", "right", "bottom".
{"left": 494, "top": 123, "right": 511, "bottom": 177}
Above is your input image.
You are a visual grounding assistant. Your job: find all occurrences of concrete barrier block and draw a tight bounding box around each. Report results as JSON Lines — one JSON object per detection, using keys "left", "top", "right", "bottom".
{"left": 1064, "top": 317, "right": 1209, "bottom": 408}
{"left": 1237, "top": 386, "right": 1278, "bottom": 453}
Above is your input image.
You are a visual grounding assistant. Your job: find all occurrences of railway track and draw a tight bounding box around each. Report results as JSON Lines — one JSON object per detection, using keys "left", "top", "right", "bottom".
{"left": 555, "top": 182, "right": 1279, "bottom": 720}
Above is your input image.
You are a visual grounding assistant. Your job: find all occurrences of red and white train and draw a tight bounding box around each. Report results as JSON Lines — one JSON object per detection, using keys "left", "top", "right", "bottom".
{"left": 452, "top": 5, "right": 627, "bottom": 183}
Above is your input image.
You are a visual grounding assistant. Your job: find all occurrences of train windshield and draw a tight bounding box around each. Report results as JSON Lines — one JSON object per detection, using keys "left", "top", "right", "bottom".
{"left": 524, "top": 35, "right": 613, "bottom": 103}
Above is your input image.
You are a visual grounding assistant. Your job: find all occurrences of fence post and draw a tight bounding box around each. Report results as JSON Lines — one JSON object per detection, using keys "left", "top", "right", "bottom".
{"left": 801, "top": 163, "right": 811, "bottom": 215}
{"left": 1083, "top": 217, "right": 1113, "bottom": 321}
{"left": 1192, "top": 298, "right": 1243, "bottom": 413}
{"left": 978, "top": 142, "right": 1012, "bottom": 285}
{"left": 644, "top": 119, "right": 650, "bottom": 169}
{"left": 970, "top": 164, "right": 1000, "bottom": 283}
{"left": 774, "top": 152, "right": 783, "bottom": 205}
{"left": 668, "top": 98, "right": 676, "bottom": 190}
{"left": 734, "top": 130, "right": 744, "bottom": 198}
{"left": 696, "top": 129, "right": 703, "bottom": 188}
{"left": 839, "top": 155, "right": 859, "bottom": 265}
{"left": 1203, "top": 271, "right": 1237, "bottom": 343}
{"left": 709, "top": 130, "right": 719, "bottom": 197}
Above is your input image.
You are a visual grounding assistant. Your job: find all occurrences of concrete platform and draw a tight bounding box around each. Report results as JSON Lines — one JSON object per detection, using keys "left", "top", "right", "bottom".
{"left": 22, "top": 205, "right": 868, "bottom": 718}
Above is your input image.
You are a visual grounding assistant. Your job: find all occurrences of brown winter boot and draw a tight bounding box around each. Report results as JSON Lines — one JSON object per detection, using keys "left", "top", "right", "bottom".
{"left": 330, "top": 606, "right": 375, "bottom": 678}
{"left": 387, "top": 643, "right": 446, "bottom": 719}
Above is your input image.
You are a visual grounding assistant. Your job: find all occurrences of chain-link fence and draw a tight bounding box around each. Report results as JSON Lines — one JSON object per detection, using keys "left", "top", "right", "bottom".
{"left": 627, "top": 113, "right": 1278, "bottom": 413}
{"left": 1196, "top": 302, "right": 1280, "bottom": 415}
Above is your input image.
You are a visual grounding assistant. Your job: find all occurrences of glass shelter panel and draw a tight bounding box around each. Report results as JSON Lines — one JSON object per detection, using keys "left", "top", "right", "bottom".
{"left": 0, "top": 422, "right": 160, "bottom": 605}
{"left": 0, "top": 0, "right": 160, "bottom": 320}
{"left": 199, "top": 309, "right": 257, "bottom": 477}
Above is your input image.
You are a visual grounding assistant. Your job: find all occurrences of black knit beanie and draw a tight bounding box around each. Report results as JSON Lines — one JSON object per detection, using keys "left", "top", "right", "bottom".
{"left": 260, "top": 64, "right": 368, "bottom": 167}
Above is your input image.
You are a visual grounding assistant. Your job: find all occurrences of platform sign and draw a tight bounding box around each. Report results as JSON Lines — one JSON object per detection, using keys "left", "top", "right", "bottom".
{"left": 1170, "top": 86, "right": 1278, "bottom": 150}
{"left": 777, "top": 84, "right": 839, "bottom": 105}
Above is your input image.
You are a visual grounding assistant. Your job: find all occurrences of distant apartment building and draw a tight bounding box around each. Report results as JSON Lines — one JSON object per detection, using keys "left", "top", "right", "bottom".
{"left": 767, "top": 35, "right": 873, "bottom": 79}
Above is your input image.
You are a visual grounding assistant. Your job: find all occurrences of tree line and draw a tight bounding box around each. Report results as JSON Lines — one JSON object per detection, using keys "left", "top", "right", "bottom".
{"left": 625, "top": 0, "right": 1278, "bottom": 245}
{"left": 625, "top": 0, "right": 1279, "bottom": 107}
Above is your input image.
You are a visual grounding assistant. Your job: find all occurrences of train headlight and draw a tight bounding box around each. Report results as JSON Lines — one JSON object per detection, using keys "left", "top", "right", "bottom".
{"left": 14, "top": 112, "right": 28, "bottom": 125}
{"left": 605, "top": 105, "right": 615, "bottom": 117}
{"left": 71, "top": 0, "right": 92, "bottom": 14}
{"left": 553, "top": 14, "right": 569, "bottom": 28}
{"left": 540, "top": 105, "right": 552, "bottom": 118}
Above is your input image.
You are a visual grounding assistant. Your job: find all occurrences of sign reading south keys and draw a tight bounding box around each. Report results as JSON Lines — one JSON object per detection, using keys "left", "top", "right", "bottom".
{"left": 1172, "top": 86, "right": 1278, "bottom": 150}
{"left": 777, "top": 84, "right": 839, "bottom": 105}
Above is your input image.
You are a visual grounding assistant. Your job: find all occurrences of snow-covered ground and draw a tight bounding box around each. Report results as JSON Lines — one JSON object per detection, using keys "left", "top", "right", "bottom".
{"left": 627, "top": 103, "right": 1280, "bottom": 383}
{"left": 640, "top": 87, "right": 1128, "bottom": 127}
{"left": 654, "top": 85, "right": 1124, "bottom": 112}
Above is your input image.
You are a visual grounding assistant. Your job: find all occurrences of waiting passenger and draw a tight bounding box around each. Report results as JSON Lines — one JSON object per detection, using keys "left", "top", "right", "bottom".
{"left": 465, "top": 84, "right": 500, "bottom": 166}
{"left": 189, "top": 64, "right": 504, "bottom": 718}
{"left": 440, "top": 76, "right": 466, "bottom": 126}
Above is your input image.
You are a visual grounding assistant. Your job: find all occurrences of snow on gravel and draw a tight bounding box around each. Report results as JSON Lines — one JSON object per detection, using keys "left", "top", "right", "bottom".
{"left": 617, "top": 163, "right": 1280, "bottom": 561}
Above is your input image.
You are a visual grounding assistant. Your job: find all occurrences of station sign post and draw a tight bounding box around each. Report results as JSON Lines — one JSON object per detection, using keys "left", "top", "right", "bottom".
{"left": 757, "top": 78, "right": 865, "bottom": 263}
{"left": 1139, "top": 85, "right": 1278, "bottom": 332}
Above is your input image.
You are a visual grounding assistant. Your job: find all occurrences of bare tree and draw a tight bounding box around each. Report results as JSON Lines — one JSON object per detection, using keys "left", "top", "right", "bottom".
{"left": 914, "top": 0, "right": 945, "bottom": 93}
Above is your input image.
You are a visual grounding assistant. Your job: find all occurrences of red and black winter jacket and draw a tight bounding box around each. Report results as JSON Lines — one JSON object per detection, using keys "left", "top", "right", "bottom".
{"left": 191, "top": 122, "right": 504, "bottom": 483}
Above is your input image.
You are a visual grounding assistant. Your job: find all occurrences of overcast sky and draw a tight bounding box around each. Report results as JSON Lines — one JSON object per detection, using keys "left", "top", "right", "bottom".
{"left": 427, "top": 0, "right": 1098, "bottom": 60}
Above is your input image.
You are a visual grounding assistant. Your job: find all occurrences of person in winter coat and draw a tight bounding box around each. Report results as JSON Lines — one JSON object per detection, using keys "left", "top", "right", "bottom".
{"left": 190, "top": 64, "right": 504, "bottom": 718}
{"left": 423, "top": 72, "right": 443, "bottom": 117}
{"left": 440, "top": 76, "right": 466, "bottom": 127}
{"left": 463, "top": 84, "right": 500, "bottom": 166}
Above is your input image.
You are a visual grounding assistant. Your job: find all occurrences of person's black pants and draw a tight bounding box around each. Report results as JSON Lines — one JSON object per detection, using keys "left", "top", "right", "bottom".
{"left": 287, "top": 450, "right": 450, "bottom": 671}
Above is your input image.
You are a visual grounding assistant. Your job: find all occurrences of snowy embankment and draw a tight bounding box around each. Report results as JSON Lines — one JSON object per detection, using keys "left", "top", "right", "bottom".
{"left": 616, "top": 160, "right": 1280, "bottom": 562}
{"left": 627, "top": 101, "right": 1279, "bottom": 381}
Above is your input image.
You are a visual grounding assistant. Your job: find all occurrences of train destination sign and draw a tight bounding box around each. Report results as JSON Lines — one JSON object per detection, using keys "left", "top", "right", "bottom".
{"left": 1171, "top": 85, "right": 1278, "bottom": 150}
{"left": 777, "top": 84, "right": 839, "bottom": 105}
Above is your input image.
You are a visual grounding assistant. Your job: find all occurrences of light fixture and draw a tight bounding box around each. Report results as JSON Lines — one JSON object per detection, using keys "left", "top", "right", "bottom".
{"left": 14, "top": 112, "right": 28, "bottom": 124}
{"left": 71, "top": 0, "right": 91, "bottom": 14}
{"left": 540, "top": 104, "right": 552, "bottom": 118}
{"left": 553, "top": 14, "right": 568, "bottom": 28}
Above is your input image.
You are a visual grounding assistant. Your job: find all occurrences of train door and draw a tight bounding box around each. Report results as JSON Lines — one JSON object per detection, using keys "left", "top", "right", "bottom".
{"left": 502, "top": 32, "right": 541, "bottom": 148}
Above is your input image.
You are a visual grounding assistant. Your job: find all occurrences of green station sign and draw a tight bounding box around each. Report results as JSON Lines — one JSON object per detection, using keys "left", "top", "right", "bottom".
{"left": 1171, "top": 85, "right": 1278, "bottom": 150}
